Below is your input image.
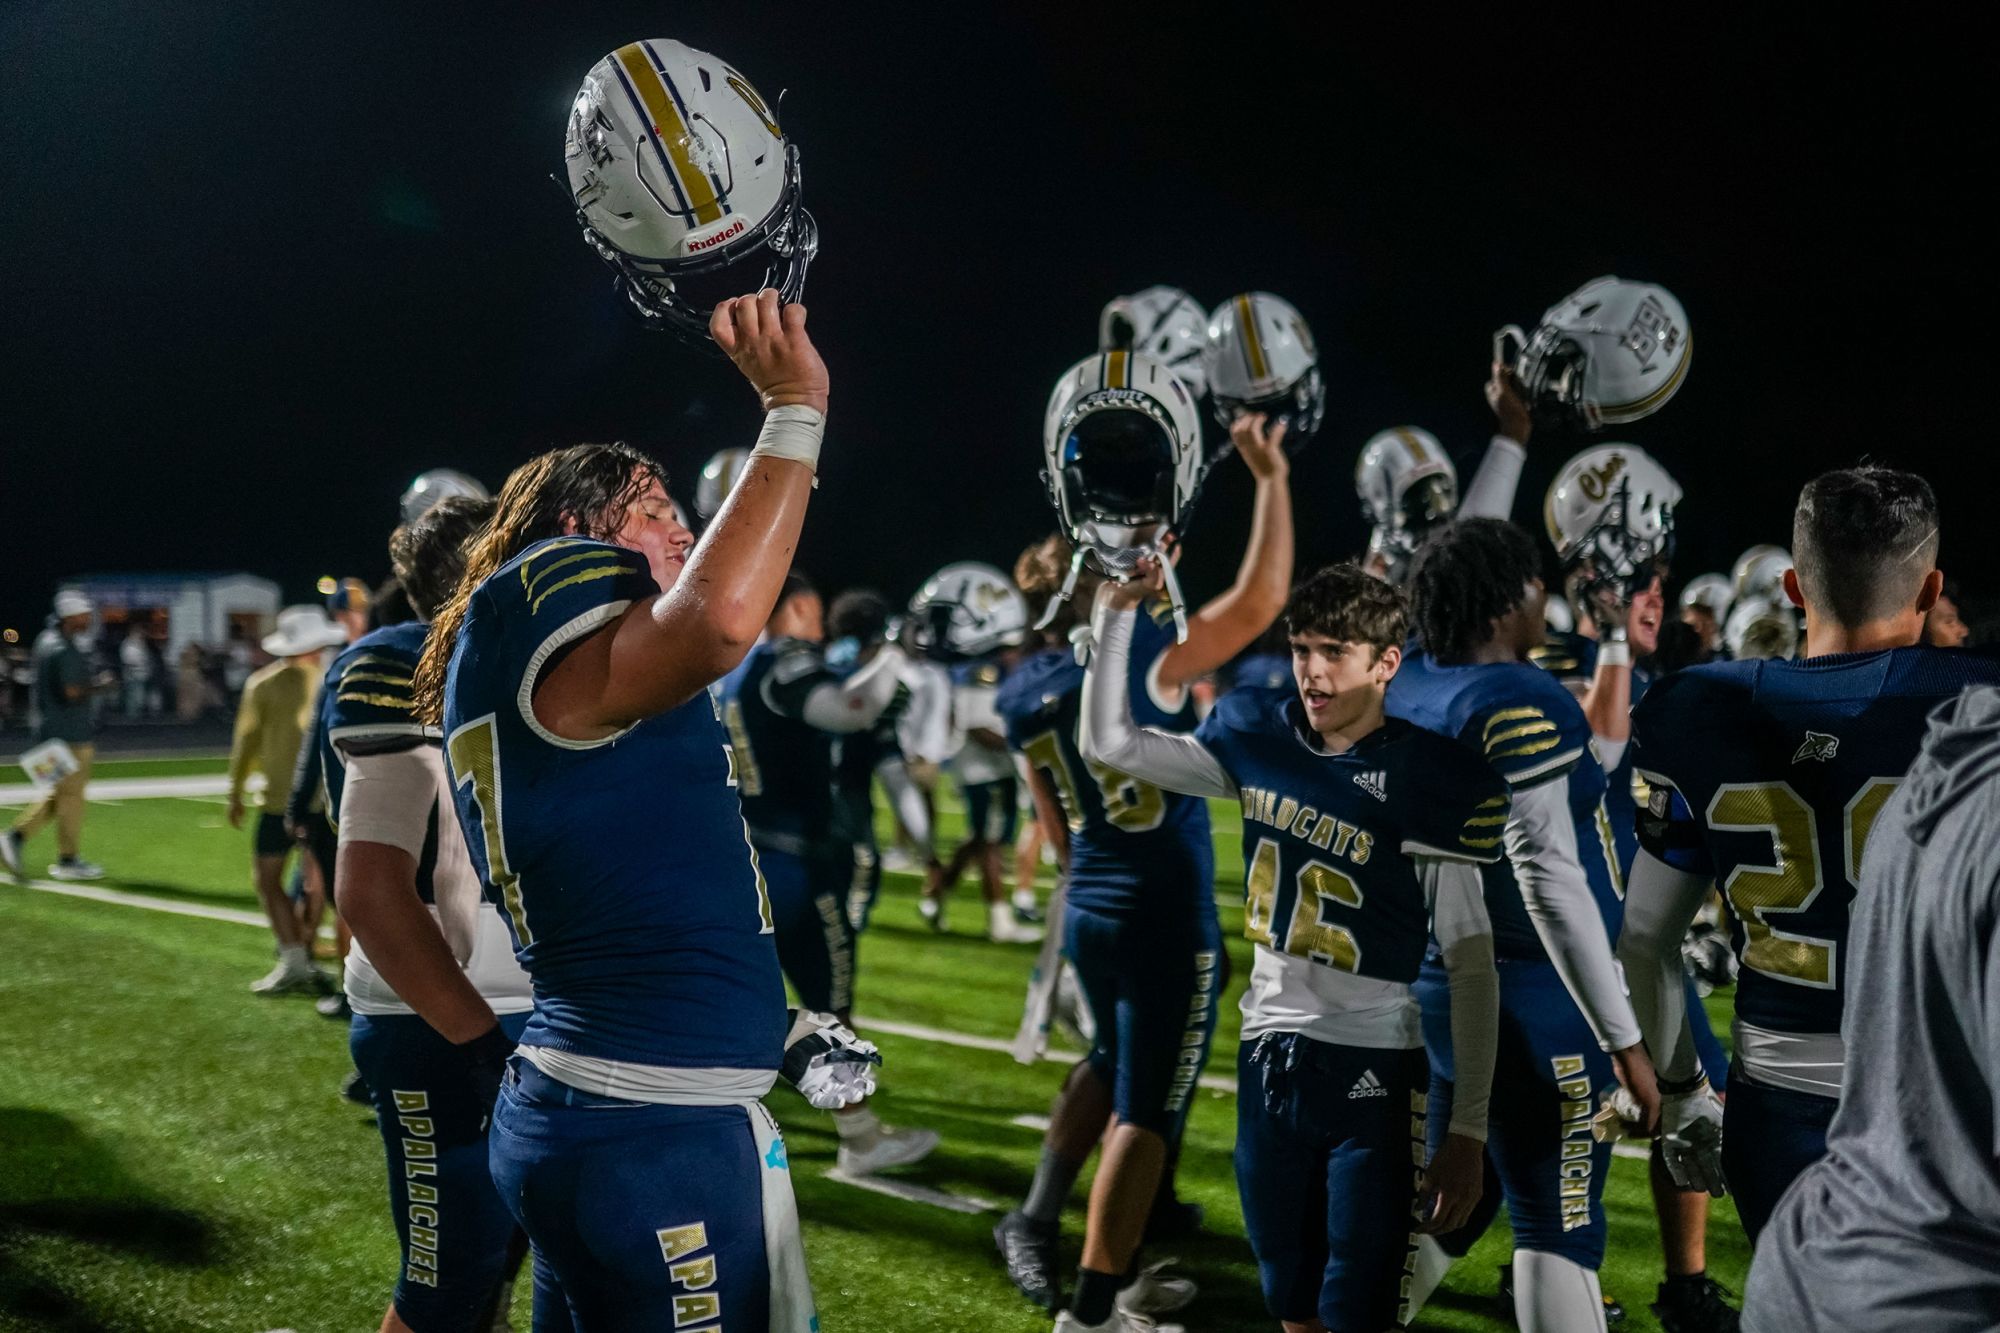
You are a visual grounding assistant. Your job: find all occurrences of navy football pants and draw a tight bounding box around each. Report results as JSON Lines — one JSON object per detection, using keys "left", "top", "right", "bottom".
{"left": 759, "top": 844, "right": 857, "bottom": 1014}
{"left": 1722, "top": 1065, "right": 1836, "bottom": 1245}
{"left": 1065, "top": 903, "right": 1222, "bottom": 1136}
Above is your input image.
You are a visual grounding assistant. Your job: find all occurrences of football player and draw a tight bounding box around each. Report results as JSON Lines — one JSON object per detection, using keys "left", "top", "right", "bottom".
{"left": 323, "top": 495, "right": 540, "bottom": 1333}
{"left": 1083, "top": 561, "right": 1503, "bottom": 1333}
{"left": 1386, "top": 517, "right": 1660, "bottom": 1333}
{"left": 1743, "top": 686, "right": 2000, "bottom": 1333}
{"left": 990, "top": 346, "right": 1294, "bottom": 1332}
{"left": 717, "top": 570, "right": 939, "bottom": 1173}
{"left": 1924, "top": 575, "right": 1971, "bottom": 647}
{"left": 1541, "top": 449, "right": 1740, "bottom": 1331}
{"left": 414, "top": 291, "right": 876, "bottom": 1331}
{"left": 1617, "top": 465, "right": 2000, "bottom": 1248}
{"left": 822, "top": 588, "right": 922, "bottom": 933}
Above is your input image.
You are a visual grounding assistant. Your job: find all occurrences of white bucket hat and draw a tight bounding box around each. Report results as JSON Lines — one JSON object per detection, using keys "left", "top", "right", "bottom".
{"left": 263, "top": 605, "right": 347, "bottom": 658}
{"left": 53, "top": 589, "right": 95, "bottom": 620}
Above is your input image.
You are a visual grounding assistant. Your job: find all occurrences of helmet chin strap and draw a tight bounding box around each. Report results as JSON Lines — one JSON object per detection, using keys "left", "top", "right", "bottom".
{"left": 1030, "top": 534, "right": 1190, "bottom": 644}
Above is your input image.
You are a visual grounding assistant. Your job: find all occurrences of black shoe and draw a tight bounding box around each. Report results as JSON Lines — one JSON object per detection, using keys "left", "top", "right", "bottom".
{"left": 1653, "top": 1276, "right": 1740, "bottom": 1333}
{"left": 1143, "top": 1196, "right": 1205, "bottom": 1243}
{"left": 993, "top": 1209, "right": 1060, "bottom": 1311}
{"left": 340, "top": 1069, "right": 373, "bottom": 1107}
{"left": 316, "top": 992, "right": 352, "bottom": 1020}
{"left": 1497, "top": 1264, "right": 1626, "bottom": 1327}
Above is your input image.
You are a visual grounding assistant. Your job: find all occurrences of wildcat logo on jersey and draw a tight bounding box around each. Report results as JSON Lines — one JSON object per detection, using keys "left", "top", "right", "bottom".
{"left": 1353, "top": 770, "right": 1388, "bottom": 802}
{"left": 1792, "top": 730, "right": 1840, "bottom": 764}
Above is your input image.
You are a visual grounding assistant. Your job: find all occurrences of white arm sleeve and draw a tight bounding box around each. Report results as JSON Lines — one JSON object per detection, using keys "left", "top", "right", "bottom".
{"left": 1080, "top": 602, "right": 1236, "bottom": 800}
{"left": 1505, "top": 777, "right": 1643, "bottom": 1051}
{"left": 1428, "top": 858, "right": 1498, "bottom": 1141}
{"left": 1596, "top": 735, "right": 1629, "bottom": 773}
{"left": 337, "top": 748, "right": 436, "bottom": 858}
{"left": 874, "top": 754, "right": 932, "bottom": 850}
{"left": 1617, "top": 849, "right": 1714, "bottom": 1084}
{"left": 1458, "top": 435, "right": 1527, "bottom": 520}
{"left": 798, "top": 648, "right": 907, "bottom": 734}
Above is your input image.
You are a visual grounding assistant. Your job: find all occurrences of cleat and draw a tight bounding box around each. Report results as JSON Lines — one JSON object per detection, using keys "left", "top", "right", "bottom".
{"left": 993, "top": 1209, "right": 1061, "bottom": 1310}
{"left": 340, "top": 1069, "right": 374, "bottom": 1107}
{"left": 989, "top": 919, "right": 1046, "bottom": 945}
{"left": 917, "top": 896, "right": 946, "bottom": 932}
{"left": 316, "top": 992, "right": 353, "bottom": 1020}
{"left": 0, "top": 830, "right": 23, "bottom": 883}
{"left": 836, "top": 1123, "right": 939, "bottom": 1175}
{"left": 47, "top": 858, "right": 105, "bottom": 881}
{"left": 1652, "top": 1277, "right": 1740, "bottom": 1333}
{"left": 1117, "top": 1261, "right": 1195, "bottom": 1317}
{"left": 251, "top": 962, "right": 332, "bottom": 997}
{"left": 1053, "top": 1309, "right": 1182, "bottom": 1332}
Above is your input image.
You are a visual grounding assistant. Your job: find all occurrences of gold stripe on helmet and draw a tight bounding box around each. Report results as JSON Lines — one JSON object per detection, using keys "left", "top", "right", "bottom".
{"left": 1395, "top": 427, "right": 1430, "bottom": 464}
{"left": 615, "top": 43, "right": 725, "bottom": 228}
{"left": 1235, "top": 294, "right": 1268, "bottom": 381}
{"left": 1107, "top": 349, "right": 1128, "bottom": 389}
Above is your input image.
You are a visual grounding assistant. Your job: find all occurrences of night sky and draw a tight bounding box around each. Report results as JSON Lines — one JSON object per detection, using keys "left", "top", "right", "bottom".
{"left": 1, "top": 6, "right": 1982, "bottom": 635}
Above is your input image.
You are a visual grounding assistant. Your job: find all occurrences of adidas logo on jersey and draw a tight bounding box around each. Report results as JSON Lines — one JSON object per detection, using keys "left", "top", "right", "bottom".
{"left": 1793, "top": 730, "right": 1840, "bottom": 763}
{"left": 1353, "top": 770, "right": 1388, "bottom": 802}
{"left": 1348, "top": 1069, "right": 1388, "bottom": 1100}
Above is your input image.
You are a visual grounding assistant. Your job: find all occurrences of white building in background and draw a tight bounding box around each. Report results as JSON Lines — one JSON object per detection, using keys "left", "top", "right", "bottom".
{"left": 59, "top": 572, "right": 281, "bottom": 663}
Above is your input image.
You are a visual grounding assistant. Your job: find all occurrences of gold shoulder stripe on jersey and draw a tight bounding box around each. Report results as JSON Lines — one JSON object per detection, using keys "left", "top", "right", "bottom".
{"left": 613, "top": 43, "right": 725, "bottom": 227}
{"left": 1490, "top": 735, "right": 1564, "bottom": 760}
{"left": 1481, "top": 706, "right": 1546, "bottom": 738}
{"left": 1476, "top": 795, "right": 1509, "bottom": 809}
{"left": 337, "top": 691, "right": 416, "bottom": 710}
{"left": 1463, "top": 813, "right": 1508, "bottom": 827}
{"left": 516, "top": 537, "right": 599, "bottom": 587}
{"left": 530, "top": 564, "right": 630, "bottom": 616}
{"left": 1487, "top": 719, "right": 1558, "bottom": 747}
{"left": 339, "top": 670, "right": 412, "bottom": 688}
{"left": 525, "top": 547, "right": 635, "bottom": 602}
{"left": 1459, "top": 834, "right": 1503, "bottom": 849}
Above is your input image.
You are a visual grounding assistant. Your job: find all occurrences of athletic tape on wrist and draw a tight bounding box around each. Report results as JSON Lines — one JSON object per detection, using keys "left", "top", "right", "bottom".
{"left": 750, "top": 404, "right": 826, "bottom": 473}
{"left": 1598, "top": 639, "right": 1632, "bottom": 667}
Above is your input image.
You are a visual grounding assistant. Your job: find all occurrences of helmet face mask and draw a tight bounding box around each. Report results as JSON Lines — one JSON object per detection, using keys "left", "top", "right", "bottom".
{"left": 906, "top": 563, "right": 1028, "bottom": 663}
{"left": 565, "top": 41, "right": 818, "bottom": 341}
{"left": 1546, "top": 445, "right": 1682, "bottom": 614}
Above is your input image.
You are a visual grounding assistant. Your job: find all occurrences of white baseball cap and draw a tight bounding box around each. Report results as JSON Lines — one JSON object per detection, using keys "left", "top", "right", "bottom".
{"left": 54, "top": 589, "right": 94, "bottom": 620}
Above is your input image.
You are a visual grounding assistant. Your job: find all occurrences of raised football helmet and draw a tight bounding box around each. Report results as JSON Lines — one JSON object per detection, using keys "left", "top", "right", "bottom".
{"left": 1357, "top": 427, "right": 1458, "bottom": 584}
{"left": 564, "top": 40, "right": 817, "bottom": 338}
{"left": 906, "top": 562, "right": 1028, "bottom": 663}
{"left": 695, "top": 447, "right": 750, "bottom": 520}
{"left": 1546, "top": 445, "right": 1682, "bottom": 617}
{"left": 1201, "top": 293, "right": 1324, "bottom": 447}
{"left": 1100, "top": 286, "right": 1209, "bottom": 400}
{"left": 1732, "top": 544, "right": 1794, "bottom": 606}
{"left": 1678, "top": 572, "right": 1733, "bottom": 618}
{"left": 1496, "top": 277, "right": 1691, "bottom": 431}
{"left": 1039, "top": 350, "right": 1205, "bottom": 639}
{"left": 400, "top": 469, "right": 490, "bottom": 525}
{"left": 1724, "top": 595, "right": 1800, "bottom": 661}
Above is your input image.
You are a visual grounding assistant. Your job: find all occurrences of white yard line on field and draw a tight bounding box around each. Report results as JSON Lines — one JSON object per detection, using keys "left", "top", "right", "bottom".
{"left": 0, "top": 773, "right": 245, "bottom": 804}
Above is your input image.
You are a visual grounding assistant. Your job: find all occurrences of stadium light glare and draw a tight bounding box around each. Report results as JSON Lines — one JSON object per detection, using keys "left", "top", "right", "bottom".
{"left": 316, "top": 576, "right": 338, "bottom": 596}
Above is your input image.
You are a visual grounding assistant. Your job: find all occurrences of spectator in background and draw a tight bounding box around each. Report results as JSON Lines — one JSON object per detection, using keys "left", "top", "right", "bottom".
{"left": 327, "top": 578, "right": 371, "bottom": 643}
{"left": 1925, "top": 577, "right": 1970, "bottom": 647}
{"left": 229, "top": 604, "right": 345, "bottom": 996}
{"left": 2, "top": 591, "right": 110, "bottom": 883}
{"left": 120, "top": 629, "right": 153, "bottom": 718}
{"left": 175, "top": 643, "right": 206, "bottom": 721}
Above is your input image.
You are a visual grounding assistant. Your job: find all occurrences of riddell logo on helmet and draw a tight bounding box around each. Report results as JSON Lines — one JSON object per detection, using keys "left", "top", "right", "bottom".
{"left": 687, "top": 220, "right": 746, "bottom": 253}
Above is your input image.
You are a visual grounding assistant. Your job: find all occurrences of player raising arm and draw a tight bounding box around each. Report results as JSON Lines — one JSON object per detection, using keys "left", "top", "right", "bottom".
{"left": 1618, "top": 465, "right": 1999, "bottom": 1245}
{"left": 1084, "top": 562, "right": 1502, "bottom": 1333}
{"left": 410, "top": 292, "right": 876, "bottom": 1333}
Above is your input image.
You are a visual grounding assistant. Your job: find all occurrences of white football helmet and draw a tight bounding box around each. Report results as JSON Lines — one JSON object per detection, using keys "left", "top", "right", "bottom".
{"left": 1732, "top": 545, "right": 1794, "bottom": 606}
{"left": 906, "top": 562, "right": 1028, "bottom": 662}
{"left": 695, "top": 447, "right": 750, "bottom": 520}
{"left": 1725, "top": 595, "right": 1800, "bottom": 661}
{"left": 1544, "top": 596, "right": 1576, "bottom": 635}
{"left": 1100, "top": 286, "right": 1209, "bottom": 399}
{"left": 1201, "top": 293, "right": 1325, "bottom": 446}
{"left": 1356, "top": 427, "right": 1459, "bottom": 582}
{"left": 1679, "top": 572, "right": 1733, "bottom": 617}
{"left": 1039, "top": 350, "right": 1205, "bottom": 639}
{"left": 1497, "top": 277, "right": 1691, "bottom": 431}
{"left": 564, "top": 40, "right": 817, "bottom": 337}
{"left": 399, "top": 469, "right": 490, "bottom": 524}
{"left": 1546, "top": 445, "right": 1682, "bottom": 607}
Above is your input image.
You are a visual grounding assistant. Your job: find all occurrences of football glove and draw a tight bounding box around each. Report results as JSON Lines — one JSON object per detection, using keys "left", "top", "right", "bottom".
{"left": 1658, "top": 1080, "right": 1728, "bottom": 1196}
{"left": 457, "top": 1023, "right": 518, "bottom": 1133}
{"left": 781, "top": 1009, "right": 881, "bottom": 1110}
{"left": 1681, "top": 921, "right": 1738, "bottom": 996}
{"left": 1590, "top": 1085, "right": 1646, "bottom": 1143}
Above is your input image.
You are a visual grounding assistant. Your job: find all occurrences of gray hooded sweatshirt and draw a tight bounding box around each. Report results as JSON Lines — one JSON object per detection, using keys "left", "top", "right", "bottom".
{"left": 1744, "top": 685, "right": 2000, "bottom": 1332}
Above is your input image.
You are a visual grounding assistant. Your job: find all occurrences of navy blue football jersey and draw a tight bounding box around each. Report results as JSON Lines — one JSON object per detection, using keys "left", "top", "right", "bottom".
{"left": 442, "top": 537, "right": 783, "bottom": 1071}
{"left": 1195, "top": 689, "right": 1510, "bottom": 984}
{"left": 1225, "top": 650, "right": 1293, "bottom": 695}
{"left": 1387, "top": 650, "right": 1624, "bottom": 961}
{"left": 716, "top": 637, "right": 839, "bottom": 848}
{"left": 317, "top": 620, "right": 442, "bottom": 901}
{"left": 829, "top": 657, "right": 908, "bottom": 848}
{"left": 1528, "top": 632, "right": 1654, "bottom": 881}
{"left": 996, "top": 606, "right": 1213, "bottom": 918}
{"left": 1631, "top": 646, "right": 2000, "bottom": 1038}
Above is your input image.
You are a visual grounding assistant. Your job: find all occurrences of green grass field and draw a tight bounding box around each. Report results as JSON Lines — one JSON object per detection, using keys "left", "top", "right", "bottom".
{"left": 0, "top": 757, "right": 1749, "bottom": 1332}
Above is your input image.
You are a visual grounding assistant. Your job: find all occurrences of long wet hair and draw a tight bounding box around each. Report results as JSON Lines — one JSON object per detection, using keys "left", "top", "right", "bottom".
{"left": 412, "top": 442, "right": 666, "bottom": 725}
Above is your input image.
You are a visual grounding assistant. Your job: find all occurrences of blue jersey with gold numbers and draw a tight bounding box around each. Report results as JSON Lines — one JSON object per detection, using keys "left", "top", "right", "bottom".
{"left": 717, "top": 637, "right": 840, "bottom": 849}
{"left": 442, "top": 537, "right": 783, "bottom": 1072}
{"left": 1194, "top": 690, "right": 1510, "bottom": 984}
{"left": 1630, "top": 646, "right": 2000, "bottom": 1038}
{"left": 997, "top": 606, "right": 1212, "bottom": 918}
{"left": 1388, "top": 650, "right": 1624, "bottom": 961}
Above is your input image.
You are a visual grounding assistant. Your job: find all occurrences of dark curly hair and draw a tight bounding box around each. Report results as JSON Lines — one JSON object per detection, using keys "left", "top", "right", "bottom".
{"left": 828, "top": 588, "right": 892, "bottom": 644}
{"left": 1409, "top": 518, "right": 1542, "bottom": 662}
{"left": 1284, "top": 564, "right": 1406, "bottom": 655}
{"left": 390, "top": 495, "right": 498, "bottom": 622}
